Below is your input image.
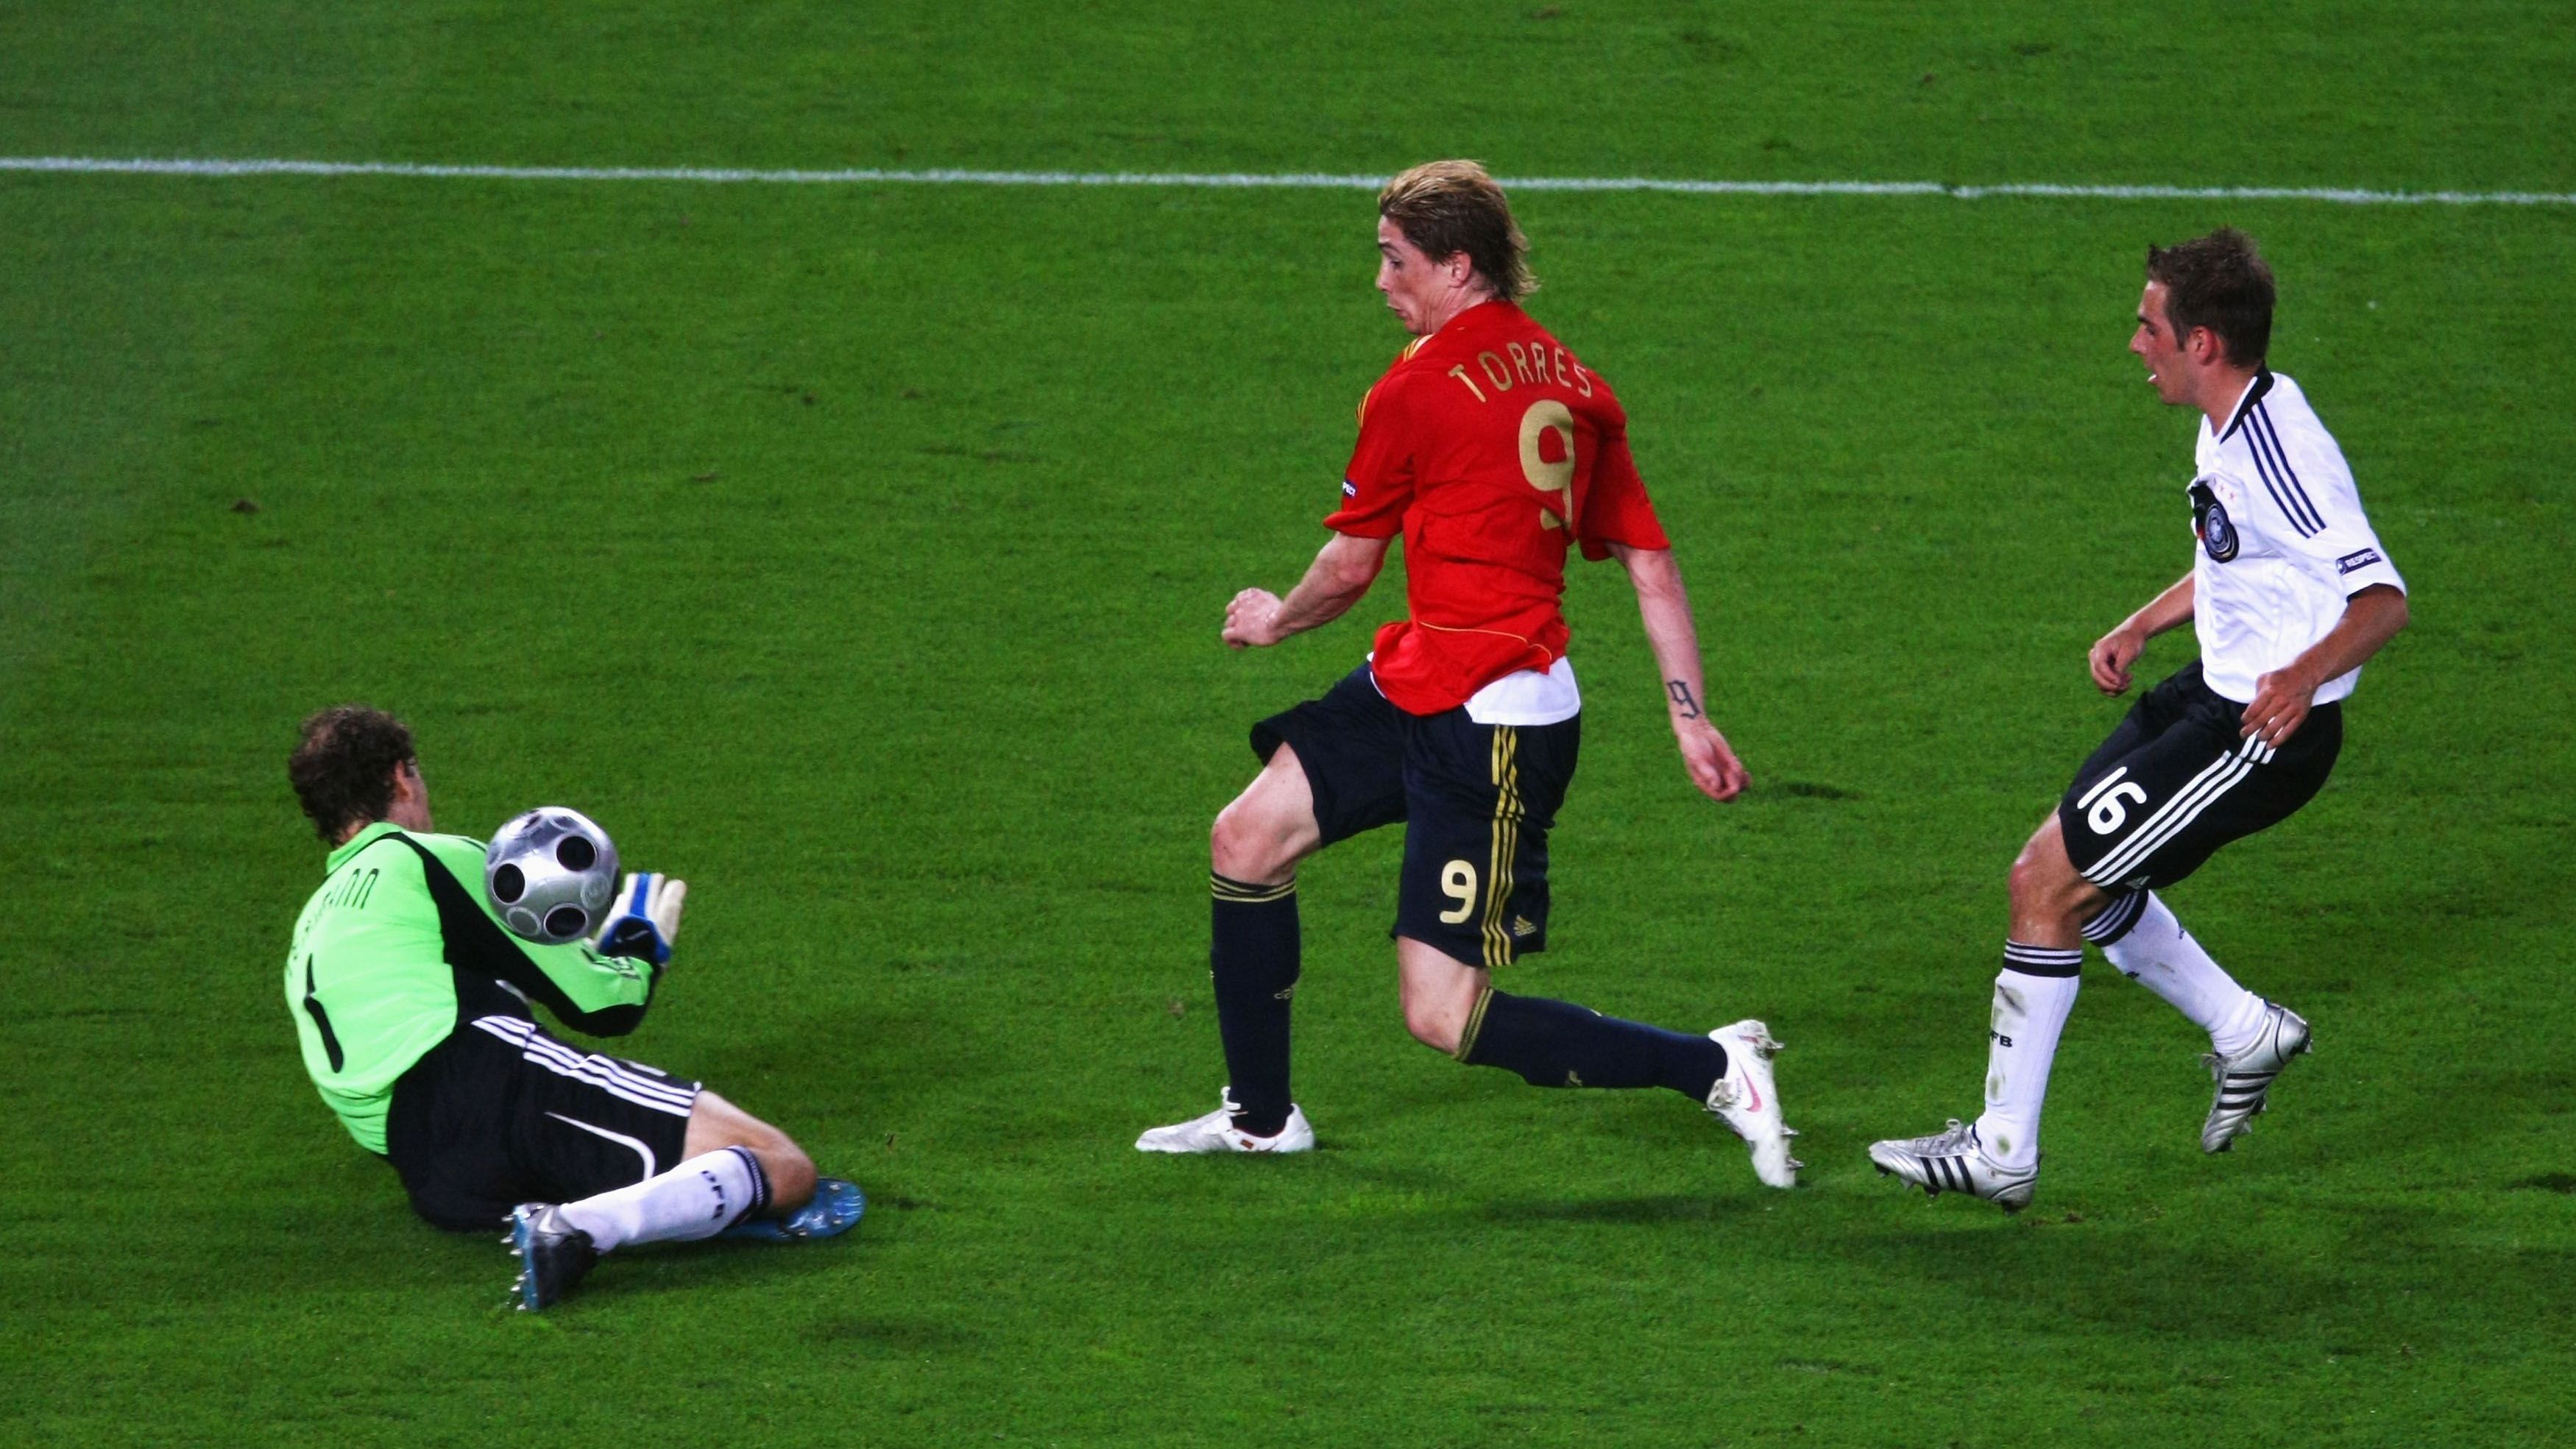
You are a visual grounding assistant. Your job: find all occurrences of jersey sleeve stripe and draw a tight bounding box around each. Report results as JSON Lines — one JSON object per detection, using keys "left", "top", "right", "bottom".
{"left": 2246, "top": 407, "right": 2326, "bottom": 535}
{"left": 2246, "top": 452, "right": 2318, "bottom": 539}
{"left": 2257, "top": 409, "right": 2339, "bottom": 532}
{"left": 2252, "top": 407, "right": 2327, "bottom": 531}
{"left": 2243, "top": 430, "right": 2320, "bottom": 535}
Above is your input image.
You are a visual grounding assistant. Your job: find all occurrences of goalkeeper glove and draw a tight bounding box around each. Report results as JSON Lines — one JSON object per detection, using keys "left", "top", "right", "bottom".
{"left": 592, "top": 872, "right": 687, "bottom": 966}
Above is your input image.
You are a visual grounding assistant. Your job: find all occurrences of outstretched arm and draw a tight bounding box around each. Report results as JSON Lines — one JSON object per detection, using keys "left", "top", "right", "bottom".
{"left": 2089, "top": 573, "right": 2196, "bottom": 695}
{"left": 1611, "top": 544, "right": 1748, "bottom": 803}
{"left": 2242, "top": 583, "right": 2409, "bottom": 745}
{"left": 1223, "top": 531, "right": 1392, "bottom": 648}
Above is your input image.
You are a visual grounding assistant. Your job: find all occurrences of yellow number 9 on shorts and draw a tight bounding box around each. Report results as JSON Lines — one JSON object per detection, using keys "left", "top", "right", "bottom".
{"left": 1438, "top": 860, "right": 1480, "bottom": 924}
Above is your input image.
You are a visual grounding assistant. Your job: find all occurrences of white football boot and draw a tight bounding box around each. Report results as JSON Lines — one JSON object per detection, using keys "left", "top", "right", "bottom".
{"left": 2201, "top": 1000, "right": 2311, "bottom": 1154}
{"left": 1866, "top": 1119, "right": 2039, "bottom": 1213}
{"left": 1135, "top": 1089, "right": 1315, "bottom": 1154}
{"left": 1706, "top": 1021, "right": 1800, "bottom": 1188}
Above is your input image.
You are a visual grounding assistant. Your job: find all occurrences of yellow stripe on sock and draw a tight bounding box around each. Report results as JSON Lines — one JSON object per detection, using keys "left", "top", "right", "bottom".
{"left": 1454, "top": 985, "right": 1496, "bottom": 1062}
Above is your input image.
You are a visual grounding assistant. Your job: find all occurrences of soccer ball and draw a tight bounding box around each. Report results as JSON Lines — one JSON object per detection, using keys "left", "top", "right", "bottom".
{"left": 484, "top": 807, "right": 621, "bottom": 945}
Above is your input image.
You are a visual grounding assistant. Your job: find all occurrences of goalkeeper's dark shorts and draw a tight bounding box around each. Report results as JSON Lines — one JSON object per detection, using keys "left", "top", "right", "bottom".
{"left": 384, "top": 1013, "right": 699, "bottom": 1232}
{"left": 1252, "top": 663, "right": 1579, "bottom": 970}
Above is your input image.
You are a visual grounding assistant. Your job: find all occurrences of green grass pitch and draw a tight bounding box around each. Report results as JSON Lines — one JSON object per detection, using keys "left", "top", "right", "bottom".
{"left": 4, "top": 3, "right": 2573, "bottom": 1443}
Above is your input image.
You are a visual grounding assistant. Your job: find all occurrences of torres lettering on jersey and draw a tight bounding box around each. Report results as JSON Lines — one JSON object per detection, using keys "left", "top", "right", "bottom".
{"left": 1445, "top": 340, "right": 1594, "bottom": 405}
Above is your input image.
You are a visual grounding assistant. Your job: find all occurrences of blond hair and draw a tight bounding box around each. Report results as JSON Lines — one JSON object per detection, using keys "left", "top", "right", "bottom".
{"left": 1378, "top": 160, "right": 1535, "bottom": 302}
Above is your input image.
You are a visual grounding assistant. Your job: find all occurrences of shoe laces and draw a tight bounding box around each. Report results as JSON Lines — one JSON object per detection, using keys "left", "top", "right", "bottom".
{"left": 2201, "top": 1040, "right": 2266, "bottom": 1077}
{"left": 2204, "top": 1005, "right": 2295, "bottom": 1076}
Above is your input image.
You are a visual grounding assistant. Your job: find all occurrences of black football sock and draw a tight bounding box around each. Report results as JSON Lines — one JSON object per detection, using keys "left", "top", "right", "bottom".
{"left": 1209, "top": 873, "right": 1299, "bottom": 1137}
{"left": 1457, "top": 988, "right": 1726, "bottom": 1100}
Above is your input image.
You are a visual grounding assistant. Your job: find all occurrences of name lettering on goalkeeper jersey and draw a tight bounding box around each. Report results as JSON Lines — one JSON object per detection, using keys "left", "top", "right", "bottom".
{"left": 322, "top": 867, "right": 382, "bottom": 910}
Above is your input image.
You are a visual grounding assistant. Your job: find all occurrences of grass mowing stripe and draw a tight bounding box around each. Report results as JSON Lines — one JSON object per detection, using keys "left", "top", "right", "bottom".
{"left": 7, "top": 155, "right": 2576, "bottom": 206}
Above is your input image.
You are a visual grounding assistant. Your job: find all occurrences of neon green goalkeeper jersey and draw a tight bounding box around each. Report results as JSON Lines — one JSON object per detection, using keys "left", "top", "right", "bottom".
{"left": 285, "top": 822, "right": 662, "bottom": 1154}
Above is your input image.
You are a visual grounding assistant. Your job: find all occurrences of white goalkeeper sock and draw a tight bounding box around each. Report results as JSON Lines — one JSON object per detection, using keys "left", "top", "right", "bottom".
{"left": 557, "top": 1147, "right": 768, "bottom": 1253}
{"left": 2101, "top": 894, "right": 2268, "bottom": 1057}
{"left": 1972, "top": 952, "right": 2081, "bottom": 1172}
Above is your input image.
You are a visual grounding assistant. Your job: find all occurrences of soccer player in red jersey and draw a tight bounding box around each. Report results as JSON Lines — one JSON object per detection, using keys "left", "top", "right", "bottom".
{"left": 1137, "top": 161, "right": 1797, "bottom": 1188}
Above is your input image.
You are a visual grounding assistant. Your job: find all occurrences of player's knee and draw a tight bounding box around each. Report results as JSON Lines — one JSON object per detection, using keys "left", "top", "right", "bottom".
{"left": 2005, "top": 849, "right": 2048, "bottom": 908}
{"left": 2008, "top": 830, "right": 2059, "bottom": 896}
{"left": 1210, "top": 801, "right": 1293, "bottom": 884}
{"left": 2008, "top": 837, "right": 2095, "bottom": 925}
{"left": 1403, "top": 995, "right": 1465, "bottom": 1055}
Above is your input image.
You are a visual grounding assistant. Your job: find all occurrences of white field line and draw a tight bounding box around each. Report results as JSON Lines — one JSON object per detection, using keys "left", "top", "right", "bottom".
{"left": 4, "top": 155, "right": 2573, "bottom": 206}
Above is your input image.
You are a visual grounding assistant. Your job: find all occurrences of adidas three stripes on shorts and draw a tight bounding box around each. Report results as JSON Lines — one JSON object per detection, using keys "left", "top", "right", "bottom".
{"left": 2056, "top": 660, "right": 2342, "bottom": 892}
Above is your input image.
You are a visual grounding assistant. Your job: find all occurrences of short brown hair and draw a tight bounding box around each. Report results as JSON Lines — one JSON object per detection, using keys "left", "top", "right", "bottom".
{"left": 289, "top": 705, "right": 416, "bottom": 843}
{"left": 2145, "top": 227, "right": 2275, "bottom": 367}
{"left": 1379, "top": 160, "right": 1535, "bottom": 303}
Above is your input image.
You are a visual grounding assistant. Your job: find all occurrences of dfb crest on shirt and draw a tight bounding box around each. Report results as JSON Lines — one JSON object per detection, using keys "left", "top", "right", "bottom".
{"left": 2189, "top": 477, "right": 2239, "bottom": 561}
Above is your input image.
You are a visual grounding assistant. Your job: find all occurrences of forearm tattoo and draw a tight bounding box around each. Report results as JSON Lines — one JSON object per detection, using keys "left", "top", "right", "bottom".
{"left": 1666, "top": 680, "right": 1702, "bottom": 720}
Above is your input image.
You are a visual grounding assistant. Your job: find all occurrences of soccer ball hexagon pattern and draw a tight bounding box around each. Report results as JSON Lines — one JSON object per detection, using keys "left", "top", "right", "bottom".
{"left": 483, "top": 807, "right": 621, "bottom": 946}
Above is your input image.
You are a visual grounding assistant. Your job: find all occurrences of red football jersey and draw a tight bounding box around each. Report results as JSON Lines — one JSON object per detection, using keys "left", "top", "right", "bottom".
{"left": 1326, "top": 301, "right": 1670, "bottom": 715}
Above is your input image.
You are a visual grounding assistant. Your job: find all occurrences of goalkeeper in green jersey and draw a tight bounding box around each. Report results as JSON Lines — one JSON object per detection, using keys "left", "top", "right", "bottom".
{"left": 284, "top": 705, "right": 860, "bottom": 1311}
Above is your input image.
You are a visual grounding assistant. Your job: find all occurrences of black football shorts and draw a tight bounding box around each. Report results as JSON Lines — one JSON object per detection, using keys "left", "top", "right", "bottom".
{"left": 2057, "top": 660, "right": 2342, "bottom": 892}
{"left": 384, "top": 1012, "right": 699, "bottom": 1232}
{"left": 1253, "top": 665, "right": 1579, "bottom": 969}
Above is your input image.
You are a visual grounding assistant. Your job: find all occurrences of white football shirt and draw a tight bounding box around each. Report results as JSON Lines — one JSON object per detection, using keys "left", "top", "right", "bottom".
{"left": 2188, "top": 372, "right": 2405, "bottom": 704}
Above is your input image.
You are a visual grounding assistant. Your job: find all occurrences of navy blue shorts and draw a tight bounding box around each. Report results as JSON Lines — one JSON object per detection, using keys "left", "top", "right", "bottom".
{"left": 2056, "top": 661, "right": 2341, "bottom": 891}
{"left": 1252, "top": 665, "right": 1579, "bottom": 968}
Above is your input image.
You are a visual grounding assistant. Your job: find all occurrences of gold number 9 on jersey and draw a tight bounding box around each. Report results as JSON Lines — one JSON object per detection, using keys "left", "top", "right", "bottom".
{"left": 1518, "top": 399, "right": 1575, "bottom": 530}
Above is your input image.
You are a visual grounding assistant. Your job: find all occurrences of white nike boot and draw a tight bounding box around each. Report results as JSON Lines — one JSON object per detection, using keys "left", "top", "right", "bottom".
{"left": 1707, "top": 1021, "right": 1800, "bottom": 1188}
{"left": 1136, "top": 1089, "right": 1316, "bottom": 1154}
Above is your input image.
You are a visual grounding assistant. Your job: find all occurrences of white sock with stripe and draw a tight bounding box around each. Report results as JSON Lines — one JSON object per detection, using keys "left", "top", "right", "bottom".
{"left": 1972, "top": 948, "right": 2082, "bottom": 1172}
{"left": 2098, "top": 893, "right": 2268, "bottom": 1057}
{"left": 556, "top": 1147, "right": 768, "bottom": 1253}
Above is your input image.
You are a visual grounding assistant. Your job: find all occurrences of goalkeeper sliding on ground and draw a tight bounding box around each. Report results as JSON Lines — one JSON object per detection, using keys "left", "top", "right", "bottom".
{"left": 282, "top": 704, "right": 861, "bottom": 1311}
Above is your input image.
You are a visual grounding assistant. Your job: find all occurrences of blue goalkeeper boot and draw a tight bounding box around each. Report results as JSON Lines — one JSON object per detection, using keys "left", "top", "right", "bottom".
{"left": 722, "top": 1177, "right": 865, "bottom": 1243}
